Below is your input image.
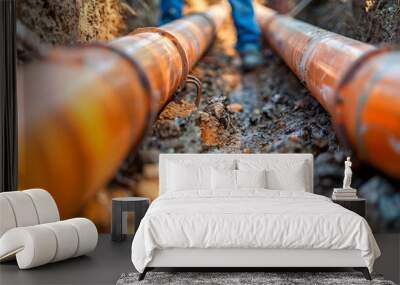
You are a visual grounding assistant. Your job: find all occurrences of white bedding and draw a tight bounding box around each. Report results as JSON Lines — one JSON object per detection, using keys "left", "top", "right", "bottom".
{"left": 131, "top": 190, "right": 380, "bottom": 273}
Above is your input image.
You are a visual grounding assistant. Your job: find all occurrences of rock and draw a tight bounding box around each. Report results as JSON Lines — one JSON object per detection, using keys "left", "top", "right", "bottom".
{"left": 227, "top": 103, "right": 243, "bottom": 113}
{"left": 315, "top": 152, "right": 334, "bottom": 164}
{"left": 288, "top": 134, "right": 300, "bottom": 143}
{"left": 221, "top": 73, "right": 240, "bottom": 89}
{"left": 314, "top": 139, "right": 329, "bottom": 150}
{"left": 174, "top": 117, "right": 186, "bottom": 127}
{"left": 294, "top": 99, "right": 306, "bottom": 110}
{"left": 250, "top": 109, "right": 261, "bottom": 125}
{"left": 311, "top": 126, "right": 327, "bottom": 140}
{"left": 155, "top": 120, "right": 181, "bottom": 138}
{"left": 318, "top": 115, "right": 329, "bottom": 125}
{"left": 199, "top": 112, "right": 221, "bottom": 146}
{"left": 315, "top": 163, "right": 342, "bottom": 178}
{"left": 109, "top": 187, "right": 131, "bottom": 199}
{"left": 271, "top": 93, "right": 283, "bottom": 104}
{"left": 134, "top": 179, "right": 159, "bottom": 202}
{"left": 378, "top": 194, "right": 400, "bottom": 220}
{"left": 211, "top": 102, "right": 225, "bottom": 119}
{"left": 359, "top": 176, "right": 395, "bottom": 204}
{"left": 159, "top": 100, "right": 196, "bottom": 120}
{"left": 261, "top": 103, "right": 274, "bottom": 119}
{"left": 333, "top": 151, "right": 346, "bottom": 163}
{"left": 142, "top": 163, "right": 158, "bottom": 179}
{"left": 198, "top": 111, "right": 210, "bottom": 121}
{"left": 288, "top": 129, "right": 307, "bottom": 143}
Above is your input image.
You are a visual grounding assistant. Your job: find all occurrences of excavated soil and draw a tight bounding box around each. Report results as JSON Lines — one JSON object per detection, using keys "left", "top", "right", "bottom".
{"left": 17, "top": 0, "right": 124, "bottom": 44}
{"left": 298, "top": 0, "right": 400, "bottom": 44}
{"left": 16, "top": 0, "right": 159, "bottom": 46}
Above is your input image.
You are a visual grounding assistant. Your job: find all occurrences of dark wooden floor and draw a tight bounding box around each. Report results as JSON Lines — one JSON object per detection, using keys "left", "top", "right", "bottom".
{"left": 1, "top": 233, "right": 398, "bottom": 284}
{"left": 0, "top": 234, "right": 134, "bottom": 285}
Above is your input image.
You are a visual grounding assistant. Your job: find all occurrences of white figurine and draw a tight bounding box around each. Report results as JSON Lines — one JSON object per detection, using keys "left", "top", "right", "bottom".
{"left": 342, "top": 157, "right": 353, "bottom": 189}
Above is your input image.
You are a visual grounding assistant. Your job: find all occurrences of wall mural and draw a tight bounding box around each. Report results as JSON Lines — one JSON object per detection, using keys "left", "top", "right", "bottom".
{"left": 16, "top": 0, "right": 400, "bottom": 233}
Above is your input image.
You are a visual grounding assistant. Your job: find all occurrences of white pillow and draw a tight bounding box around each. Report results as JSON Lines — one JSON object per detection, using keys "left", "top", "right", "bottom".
{"left": 238, "top": 159, "right": 308, "bottom": 191}
{"left": 211, "top": 168, "right": 236, "bottom": 190}
{"left": 266, "top": 163, "right": 307, "bottom": 191}
{"left": 167, "top": 162, "right": 211, "bottom": 191}
{"left": 236, "top": 169, "right": 267, "bottom": 189}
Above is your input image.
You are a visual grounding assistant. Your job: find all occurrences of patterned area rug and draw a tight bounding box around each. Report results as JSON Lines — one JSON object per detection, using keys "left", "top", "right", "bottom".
{"left": 116, "top": 272, "right": 395, "bottom": 285}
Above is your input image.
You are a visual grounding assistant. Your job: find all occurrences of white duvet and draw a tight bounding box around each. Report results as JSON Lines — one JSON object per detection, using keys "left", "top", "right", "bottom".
{"left": 131, "top": 190, "right": 380, "bottom": 273}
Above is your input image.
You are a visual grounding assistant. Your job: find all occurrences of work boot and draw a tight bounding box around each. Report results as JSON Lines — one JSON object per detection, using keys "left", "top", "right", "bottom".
{"left": 240, "top": 48, "right": 264, "bottom": 72}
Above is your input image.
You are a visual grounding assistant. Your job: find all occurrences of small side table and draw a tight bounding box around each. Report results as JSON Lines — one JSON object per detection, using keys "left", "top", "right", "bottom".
{"left": 332, "top": 198, "right": 366, "bottom": 218}
{"left": 112, "top": 197, "right": 150, "bottom": 242}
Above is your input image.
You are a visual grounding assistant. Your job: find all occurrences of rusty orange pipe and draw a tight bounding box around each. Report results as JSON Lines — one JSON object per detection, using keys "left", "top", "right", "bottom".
{"left": 255, "top": 5, "right": 400, "bottom": 179}
{"left": 18, "top": 5, "right": 229, "bottom": 218}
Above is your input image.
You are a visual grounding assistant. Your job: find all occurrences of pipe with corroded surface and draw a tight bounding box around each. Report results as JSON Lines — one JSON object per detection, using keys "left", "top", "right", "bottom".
{"left": 256, "top": 5, "right": 400, "bottom": 179}
{"left": 18, "top": 5, "right": 229, "bottom": 218}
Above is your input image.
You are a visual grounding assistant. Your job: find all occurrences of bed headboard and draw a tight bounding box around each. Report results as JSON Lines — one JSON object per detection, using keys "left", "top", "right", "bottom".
{"left": 159, "top": 153, "right": 314, "bottom": 194}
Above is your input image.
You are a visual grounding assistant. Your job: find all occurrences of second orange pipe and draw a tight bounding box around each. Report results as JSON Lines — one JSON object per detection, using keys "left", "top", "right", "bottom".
{"left": 256, "top": 5, "right": 400, "bottom": 179}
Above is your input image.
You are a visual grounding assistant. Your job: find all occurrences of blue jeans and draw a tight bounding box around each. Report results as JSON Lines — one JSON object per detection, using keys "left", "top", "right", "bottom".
{"left": 159, "top": 0, "right": 261, "bottom": 52}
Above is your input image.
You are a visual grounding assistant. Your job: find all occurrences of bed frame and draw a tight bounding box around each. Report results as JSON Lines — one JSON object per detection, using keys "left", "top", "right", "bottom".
{"left": 140, "top": 248, "right": 370, "bottom": 280}
{"left": 139, "top": 154, "right": 371, "bottom": 280}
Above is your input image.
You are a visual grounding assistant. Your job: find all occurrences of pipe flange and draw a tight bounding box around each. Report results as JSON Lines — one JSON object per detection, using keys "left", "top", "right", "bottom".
{"left": 187, "top": 12, "right": 217, "bottom": 40}
{"left": 334, "top": 45, "right": 400, "bottom": 106}
{"left": 84, "top": 42, "right": 156, "bottom": 152}
{"left": 132, "top": 27, "right": 190, "bottom": 90}
{"left": 333, "top": 45, "right": 400, "bottom": 156}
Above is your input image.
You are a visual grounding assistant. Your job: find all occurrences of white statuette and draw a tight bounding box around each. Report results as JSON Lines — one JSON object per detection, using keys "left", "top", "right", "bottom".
{"left": 342, "top": 157, "right": 354, "bottom": 190}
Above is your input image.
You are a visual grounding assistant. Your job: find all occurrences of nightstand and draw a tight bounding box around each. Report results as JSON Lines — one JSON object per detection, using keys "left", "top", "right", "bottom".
{"left": 332, "top": 198, "right": 366, "bottom": 218}
{"left": 111, "top": 197, "right": 150, "bottom": 242}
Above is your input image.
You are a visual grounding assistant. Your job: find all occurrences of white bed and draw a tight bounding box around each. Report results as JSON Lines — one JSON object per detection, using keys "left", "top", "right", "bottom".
{"left": 131, "top": 154, "right": 380, "bottom": 280}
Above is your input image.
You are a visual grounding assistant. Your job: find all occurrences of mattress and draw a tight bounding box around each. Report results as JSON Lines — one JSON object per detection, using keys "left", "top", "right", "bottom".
{"left": 131, "top": 190, "right": 380, "bottom": 273}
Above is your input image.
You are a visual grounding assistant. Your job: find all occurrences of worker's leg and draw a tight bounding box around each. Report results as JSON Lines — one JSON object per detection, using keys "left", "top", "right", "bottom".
{"left": 228, "top": 0, "right": 263, "bottom": 71}
{"left": 228, "top": 0, "right": 261, "bottom": 53}
{"left": 159, "top": 0, "right": 184, "bottom": 25}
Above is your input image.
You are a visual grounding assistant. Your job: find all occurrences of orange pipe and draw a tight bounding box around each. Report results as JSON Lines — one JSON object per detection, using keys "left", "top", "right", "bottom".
{"left": 18, "top": 5, "right": 229, "bottom": 218}
{"left": 256, "top": 5, "right": 400, "bottom": 179}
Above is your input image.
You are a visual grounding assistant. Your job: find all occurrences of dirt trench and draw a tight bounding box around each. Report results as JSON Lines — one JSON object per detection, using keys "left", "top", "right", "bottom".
{"left": 135, "top": 14, "right": 344, "bottom": 190}
{"left": 122, "top": 1, "right": 400, "bottom": 233}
